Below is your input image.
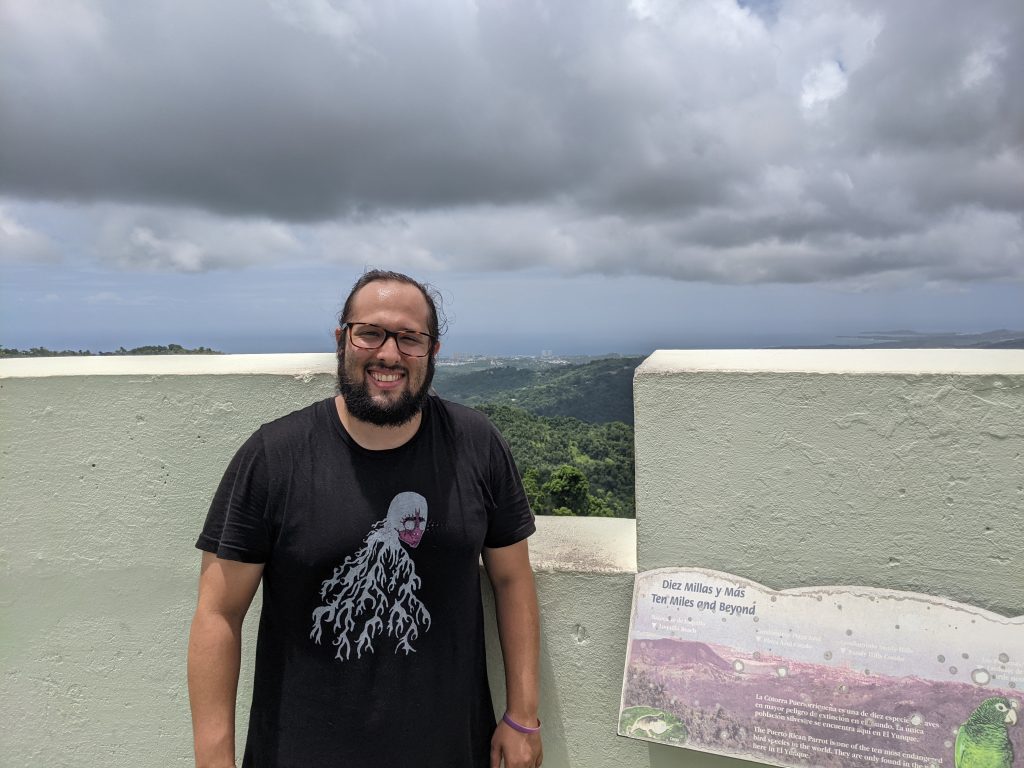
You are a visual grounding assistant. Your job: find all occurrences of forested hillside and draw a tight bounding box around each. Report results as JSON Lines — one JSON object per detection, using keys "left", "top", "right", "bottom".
{"left": 0, "top": 344, "right": 220, "bottom": 357}
{"left": 436, "top": 356, "right": 641, "bottom": 517}
{"left": 438, "top": 356, "right": 642, "bottom": 425}
{"left": 479, "top": 404, "right": 635, "bottom": 518}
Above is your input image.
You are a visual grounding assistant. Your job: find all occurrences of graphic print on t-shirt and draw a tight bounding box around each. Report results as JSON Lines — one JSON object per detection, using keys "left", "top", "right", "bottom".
{"left": 310, "top": 491, "right": 432, "bottom": 661}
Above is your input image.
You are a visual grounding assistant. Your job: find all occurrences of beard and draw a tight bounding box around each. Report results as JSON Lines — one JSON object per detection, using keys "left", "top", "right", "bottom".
{"left": 337, "top": 349, "right": 435, "bottom": 427}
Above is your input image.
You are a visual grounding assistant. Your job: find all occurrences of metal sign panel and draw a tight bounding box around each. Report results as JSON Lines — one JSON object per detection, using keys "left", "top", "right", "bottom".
{"left": 619, "top": 568, "right": 1022, "bottom": 768}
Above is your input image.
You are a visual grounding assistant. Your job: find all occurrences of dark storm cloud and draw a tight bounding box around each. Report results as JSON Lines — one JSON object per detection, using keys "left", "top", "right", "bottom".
{"left": 1, "top": 0, "right": 594, "bottom": 217}
{"left": 0, "top": 0, "right": 1021, "bottom": 285}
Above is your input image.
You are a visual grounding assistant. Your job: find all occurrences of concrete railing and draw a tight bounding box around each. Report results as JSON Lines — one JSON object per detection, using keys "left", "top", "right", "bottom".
{"left": 0, "top": 355, "right": 637, "bottom": 768}
{"left": 2, "top": 349, "right": 1022, "bottom": 768}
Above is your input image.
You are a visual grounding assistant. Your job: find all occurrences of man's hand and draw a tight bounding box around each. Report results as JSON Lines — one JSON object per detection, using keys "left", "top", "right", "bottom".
{"left": 490, "top": 718, "right": 543, "bottom": 768}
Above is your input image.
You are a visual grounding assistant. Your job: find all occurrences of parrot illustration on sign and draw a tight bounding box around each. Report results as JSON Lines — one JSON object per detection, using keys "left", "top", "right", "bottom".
{"left": 954, "top": 696, "right": 1019, "bottom": 768}
{"left": 310, "top": 492, "right": 431, "bottom": 661}
{"left": 618, "top": 706, "right": 688, "bottom": 745}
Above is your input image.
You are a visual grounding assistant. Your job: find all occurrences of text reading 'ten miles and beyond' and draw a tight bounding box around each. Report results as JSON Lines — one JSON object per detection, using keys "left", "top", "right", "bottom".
{"left": 650, "top": 580, "right": 757, "bottom": 617}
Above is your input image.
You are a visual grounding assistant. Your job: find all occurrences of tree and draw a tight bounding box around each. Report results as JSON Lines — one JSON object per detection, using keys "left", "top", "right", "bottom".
{"left": 521, "top": 468, "right": 545, "bottom": 514}
{"left": 542, "top": 465, "right": 590, "bottom": 516}
{"left": 587, "top": 493, "right": 615, "bottom": 518}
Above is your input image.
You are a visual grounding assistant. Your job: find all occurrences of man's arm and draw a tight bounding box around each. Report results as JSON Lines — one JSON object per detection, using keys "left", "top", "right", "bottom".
{"left": 482, "top": 539, "right": 543, "bottom": 768}
{"left": 187, "top": 552, "right": 264, "bottom": 768}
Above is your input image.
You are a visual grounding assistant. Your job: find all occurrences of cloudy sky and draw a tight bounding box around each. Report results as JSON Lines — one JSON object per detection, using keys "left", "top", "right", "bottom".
{"left": 2, "top": 0, "right": 1021, "bottom": 355}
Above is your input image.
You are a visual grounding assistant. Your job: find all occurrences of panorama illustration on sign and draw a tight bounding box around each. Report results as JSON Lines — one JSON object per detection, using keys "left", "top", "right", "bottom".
{"left": 619, "top": 568, "right": 1022, "bottom": 768}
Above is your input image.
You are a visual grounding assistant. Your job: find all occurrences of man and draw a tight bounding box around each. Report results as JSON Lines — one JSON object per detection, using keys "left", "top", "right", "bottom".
{"left": 188, "top": 270, "right": 543, "bottom": 768}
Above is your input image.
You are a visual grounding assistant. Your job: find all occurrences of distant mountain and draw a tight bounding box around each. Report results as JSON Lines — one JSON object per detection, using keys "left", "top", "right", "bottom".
{"left": 795, "top": 329, "right": 1024, "bottom": 349}
{"left": 436, "top": 356, "right": 643, "bottom": 425}
{"left": 972, "top": 337, "right": 1024, "bottom": 349}
{"left": 637, "top": 640, "right": 733, "bottom": 670}
{"left": 0, "top": 343, "right": 222, "bottom": 357}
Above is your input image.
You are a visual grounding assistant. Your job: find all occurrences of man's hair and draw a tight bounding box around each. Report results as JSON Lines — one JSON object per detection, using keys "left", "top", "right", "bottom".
{"left": 338, "top": 269, "right": 446, "bottom": 341}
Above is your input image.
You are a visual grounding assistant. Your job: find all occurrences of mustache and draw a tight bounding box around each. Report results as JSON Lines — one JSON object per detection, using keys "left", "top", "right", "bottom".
{"left": 365, "top": 363, "right": 408, "bottom": 373}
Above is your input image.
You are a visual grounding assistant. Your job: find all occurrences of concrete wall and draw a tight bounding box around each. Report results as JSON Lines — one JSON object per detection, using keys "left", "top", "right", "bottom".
{"left": 0, "top": 356, "right": 636, "bottom": 768}
{"left": 4, "top": 349, "right": 1021, "bottom": 768}
{"left": 633, "top": 349, "right": 1024, "bottom": 768}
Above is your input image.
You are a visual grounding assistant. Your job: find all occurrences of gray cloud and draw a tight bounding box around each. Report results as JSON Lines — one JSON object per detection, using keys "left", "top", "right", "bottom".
{"left": 0, "top": 207, "right": 58, "bottom": 263}
{"left": 0, "top": 0, "right": 1021, "bottom": 286}
{"left": 95, "top": 206, "right": 303, "bottom": 271}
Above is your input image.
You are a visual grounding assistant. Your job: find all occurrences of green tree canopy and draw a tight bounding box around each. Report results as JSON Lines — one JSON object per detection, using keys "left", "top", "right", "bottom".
{"left": 542, "top": 465, "right": 590, "bottom": 516}
{"left": 478, "top": 403, "right": 635, "bottom": 517}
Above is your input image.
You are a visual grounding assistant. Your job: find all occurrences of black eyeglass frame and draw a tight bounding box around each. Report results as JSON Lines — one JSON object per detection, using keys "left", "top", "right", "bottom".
{"left": 341, "top": 322, "right": 437, "bottom": 358}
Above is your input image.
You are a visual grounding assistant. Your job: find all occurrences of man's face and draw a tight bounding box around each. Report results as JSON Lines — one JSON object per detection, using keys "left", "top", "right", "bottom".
{"left": 336, "top": 280, "right": 438, "bottom": 427}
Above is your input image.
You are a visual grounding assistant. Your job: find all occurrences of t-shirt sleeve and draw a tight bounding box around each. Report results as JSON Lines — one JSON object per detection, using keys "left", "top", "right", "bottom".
{"left": 195, "top": 430, "right": 273, "bottom": 563}
{"left": 483, "top": 426, "right": 536, "bottom": 549}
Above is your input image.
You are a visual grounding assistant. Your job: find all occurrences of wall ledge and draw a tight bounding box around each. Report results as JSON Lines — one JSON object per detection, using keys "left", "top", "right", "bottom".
{"left": 637, "top": 348, "right": 1024, "bottom": 376}
{"left": 531, "top": 517, "right": 636, "bottom": 574}
{"left": 0, "top": 353, "right": 337, "bottom": 378}
{"left": 0, "top": 356, "right": 639, "bottom": 576}
{"left": 6, "top": 349, "right": 1021, "bottom": 380}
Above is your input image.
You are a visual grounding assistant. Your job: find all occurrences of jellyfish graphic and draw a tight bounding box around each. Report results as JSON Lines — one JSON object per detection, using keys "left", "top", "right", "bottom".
{"left": 310, "top": 492, "right": 432, "bottom": 661}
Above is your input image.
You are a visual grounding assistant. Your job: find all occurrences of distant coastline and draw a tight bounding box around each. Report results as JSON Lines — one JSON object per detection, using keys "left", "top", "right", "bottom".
{"left": 0, "top": 343, "right": 222, "bottom": 358}
{"left": 2, "top": 329, "right": 1022, "bottom": 358}
{"left": 782, "top": 329, "right": 1024, "bottom": 350}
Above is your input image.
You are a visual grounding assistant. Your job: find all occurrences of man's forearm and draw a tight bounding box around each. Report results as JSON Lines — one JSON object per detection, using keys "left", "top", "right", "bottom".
{"left": 187, "top": 610, "right": 244, "bottom": 768}
{"left": 492, "top": 571, "right": 541, "bottom": 722}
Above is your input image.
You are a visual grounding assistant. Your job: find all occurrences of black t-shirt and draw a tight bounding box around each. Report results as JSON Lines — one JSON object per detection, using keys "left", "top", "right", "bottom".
{"left": 197, "top": 395, "right": 535, "bottom": 768}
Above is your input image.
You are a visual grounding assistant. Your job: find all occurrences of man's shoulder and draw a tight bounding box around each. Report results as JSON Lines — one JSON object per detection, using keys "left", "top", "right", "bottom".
{"left": 254, "top": 397, "right": 333, "bottom": 443}
{"left": 428, "top": 394, "right": 497, "bottom": 433}
{"left": 429, "top": 393, "right": 483, "bottom": 418}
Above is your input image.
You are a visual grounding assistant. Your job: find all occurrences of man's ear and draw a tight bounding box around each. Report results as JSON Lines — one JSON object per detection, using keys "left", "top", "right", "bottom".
{"left": 432, "top": 340, "right": 441, "bottom": 356}
{"left": 335, "top": 327, "right": 343, "bottom": 346}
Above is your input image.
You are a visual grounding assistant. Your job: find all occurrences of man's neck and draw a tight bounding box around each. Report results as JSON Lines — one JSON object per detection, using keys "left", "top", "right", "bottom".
{"left": 333, "top": 395, "right": 423, "bottom": 450}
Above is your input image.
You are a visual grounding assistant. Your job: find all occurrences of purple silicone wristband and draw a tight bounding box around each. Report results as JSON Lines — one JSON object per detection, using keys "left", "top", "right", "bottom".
{"left": 502, "top": 712, "right": 541, "bottom": 734}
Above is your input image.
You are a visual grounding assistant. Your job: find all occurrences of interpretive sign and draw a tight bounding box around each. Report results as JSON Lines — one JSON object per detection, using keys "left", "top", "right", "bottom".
{"left": 619, "top": 568, "right": 1022, "bottom": 768}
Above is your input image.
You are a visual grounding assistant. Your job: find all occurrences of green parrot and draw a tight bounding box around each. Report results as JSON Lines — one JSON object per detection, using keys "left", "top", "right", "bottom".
{"left": 955, "top": 696, "right": 1019, "bottom": 768}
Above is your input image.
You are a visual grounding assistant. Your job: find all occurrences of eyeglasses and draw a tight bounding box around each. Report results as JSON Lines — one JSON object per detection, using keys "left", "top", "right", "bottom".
{"left": 342, "top": 322, "right": 436, "bottom": 357}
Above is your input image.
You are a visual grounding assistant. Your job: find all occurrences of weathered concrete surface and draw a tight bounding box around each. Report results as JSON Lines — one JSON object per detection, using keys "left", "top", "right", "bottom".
{"left": 487, "top": 518, "right": 639, "bottom": 767}
{"left": 0, "top": 371, "right": 337, "bottom": 767}
{"left": 0, "top": 362, "right": 638, "bottom": 768}
{"left": 632, "top": 349, "right": 1024, "bottom": 768}
{"left": 6, "top": 349, "right": 1020, "bottom": 768}
{"left": 484, "top": 568, "right": 639, "bottom": 768}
